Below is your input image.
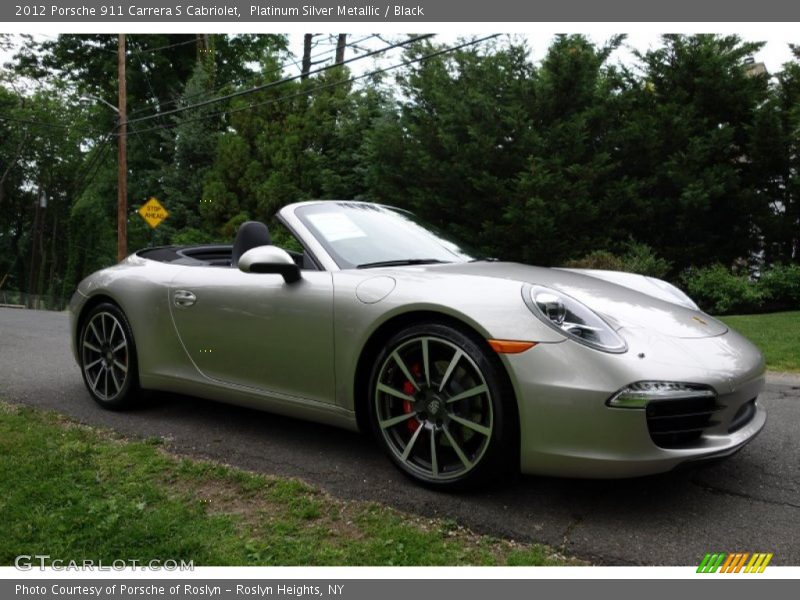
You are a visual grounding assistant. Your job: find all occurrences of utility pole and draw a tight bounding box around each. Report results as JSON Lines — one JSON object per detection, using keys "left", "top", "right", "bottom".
{"left": 117, "top": 33, "right": 127, "bottom": 262}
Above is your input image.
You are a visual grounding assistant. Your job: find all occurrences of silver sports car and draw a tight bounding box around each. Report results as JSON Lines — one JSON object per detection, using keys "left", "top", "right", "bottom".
{"left": 69, "top": 201, "right": 766, "bottom": 488}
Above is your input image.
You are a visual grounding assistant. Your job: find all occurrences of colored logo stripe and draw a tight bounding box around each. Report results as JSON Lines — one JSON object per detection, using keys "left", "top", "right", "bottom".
{"left": 697, "top": 553, "right": 726, "bottom": 573}
{"left": 697, "top": 553, "right": 773, "bottom": 573}
{"left": 746, "top": 553, "right": 773, "bottom": 573}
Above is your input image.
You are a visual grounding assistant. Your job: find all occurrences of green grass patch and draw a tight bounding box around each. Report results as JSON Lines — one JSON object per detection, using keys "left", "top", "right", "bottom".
{"left": 0, "top": 402, "right": 569, "bottom": 566}
{"left": 720, "top": 311, "right": 800, "bottom": 373}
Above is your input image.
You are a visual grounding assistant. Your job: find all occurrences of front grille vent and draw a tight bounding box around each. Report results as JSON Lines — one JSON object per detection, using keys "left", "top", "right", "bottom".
{"left": 646, "top": 395, "right": 720, "bottom": 448}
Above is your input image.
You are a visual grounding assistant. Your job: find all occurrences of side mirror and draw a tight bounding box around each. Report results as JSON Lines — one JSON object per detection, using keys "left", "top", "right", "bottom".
{"left": 238, "top": 246, "right": 302, "bottom": 284}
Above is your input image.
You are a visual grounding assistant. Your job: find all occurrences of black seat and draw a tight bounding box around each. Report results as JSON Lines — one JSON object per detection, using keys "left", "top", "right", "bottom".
{"left": 231, "top": 221, "right": 272, "bottom": 267}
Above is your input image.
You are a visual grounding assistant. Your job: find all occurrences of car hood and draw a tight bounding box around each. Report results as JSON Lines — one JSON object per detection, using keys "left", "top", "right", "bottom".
{"left": 416, "top": 261, "right": 727, "bottom": 339}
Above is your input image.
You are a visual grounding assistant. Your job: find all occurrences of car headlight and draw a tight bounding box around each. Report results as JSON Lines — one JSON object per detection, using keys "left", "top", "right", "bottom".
{"left": 523, "top": 285, "right": 627, "bottom": 353}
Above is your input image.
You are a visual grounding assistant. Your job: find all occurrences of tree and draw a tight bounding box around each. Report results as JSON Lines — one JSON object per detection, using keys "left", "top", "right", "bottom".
{"left": 0, "top": 84, "right": 86, "bottom": 304}
{"left": 626, "top": 34, "right": 770, "bottom": 270}
{"left": 202, "top": 63, "right": 389, "bottom": 238}
{"left": 2, "top": 32, "right": 797, "bottom": 305}
{"left": 8, "top": 34, "right": 288, "bottom": 294}
{"left": 154, "top": 60, "right": 225, "bottom": 245}
{"left": 509, "top": 34, "right": 630, "bottom": 265}
{"left": 749, "top": 46, "right": 800, "bottom": 264}
{"left": 365, "top": 37, "right": 537, "bottom": 258}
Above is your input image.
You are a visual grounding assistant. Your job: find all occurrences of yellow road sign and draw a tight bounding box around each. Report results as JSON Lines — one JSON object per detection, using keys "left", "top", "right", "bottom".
{"left": 138, "top": 197, "right": 169, "bottom": 229}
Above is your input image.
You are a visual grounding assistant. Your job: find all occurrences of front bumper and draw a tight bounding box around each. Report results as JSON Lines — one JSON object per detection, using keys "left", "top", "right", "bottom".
{"left": 505, "top": 326, "right": 766, "bottom": 478}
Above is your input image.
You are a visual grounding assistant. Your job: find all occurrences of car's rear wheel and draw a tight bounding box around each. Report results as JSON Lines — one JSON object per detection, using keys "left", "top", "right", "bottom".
{"left": 368, "top": 322, "right": 515, "bottom": 489}
{"left": 79, "top": 302, "right": 140, "bottom": 409}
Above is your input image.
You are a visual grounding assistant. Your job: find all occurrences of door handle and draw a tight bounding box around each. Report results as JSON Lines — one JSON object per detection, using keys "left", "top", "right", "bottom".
{"left": 173, "top": 290, "right": 197, "bottom": 307}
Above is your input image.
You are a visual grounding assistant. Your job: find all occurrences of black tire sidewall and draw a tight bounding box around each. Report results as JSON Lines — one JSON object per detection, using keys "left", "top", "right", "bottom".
{"left": 79, "top": 302, "right": 140, "bottom": 410}
{"left": 367, "top": 321, "right": 517, "bottom": 489}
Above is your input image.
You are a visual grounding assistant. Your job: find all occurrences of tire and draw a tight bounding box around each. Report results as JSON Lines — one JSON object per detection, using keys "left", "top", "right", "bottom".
{"left": 367, "top": 322, "right": 517, "bottom": 489}
{"left": 78, "top": 302, "right": 141, "bottom": 410}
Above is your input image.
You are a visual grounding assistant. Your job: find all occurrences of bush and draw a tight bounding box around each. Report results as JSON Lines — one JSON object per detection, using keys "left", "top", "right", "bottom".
{"left": 564, "top": 250, "right": 625, "bottom": 272}
{"left": 171, "top": 228, "right": 220, "bottom": 245}
{"left": 565, "top": 248, "right": 799, "bottom": 315}
{"left": 564, "top": 243, "right": 671, "bottom": 278}
{"left": 618, "top": 243, "right": 672, "bottom": 279}
{"left": 758, "top": 263, "right": 800, "bottom": 310}
{"left": 682, "top": 265, "right": 764, "bottom": 314}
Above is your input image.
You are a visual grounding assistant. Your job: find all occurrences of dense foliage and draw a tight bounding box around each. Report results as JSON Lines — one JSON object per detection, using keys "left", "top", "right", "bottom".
{"left": 1, "top": 34, "right": 798, "bottom": 312}
{"left": 682, "top": 263, "right": 800, "bottom": 314}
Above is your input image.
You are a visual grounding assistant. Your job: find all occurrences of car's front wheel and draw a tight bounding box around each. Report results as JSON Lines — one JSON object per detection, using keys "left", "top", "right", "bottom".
{"left": 368, "top": 322, "right": 516, "bottom": 489}
{"left": 79, "top": 302, "right": 140, "bottom": 409}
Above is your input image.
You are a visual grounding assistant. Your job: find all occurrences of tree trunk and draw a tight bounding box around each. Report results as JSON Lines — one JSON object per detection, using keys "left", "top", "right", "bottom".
{"left": 0, "top": 134, "right": 28, "bottom": 207}
{"left": 301, "top": 34, "right": 313, "bottom": 80}
{"left": 27, "top": 190, "right": 42, "bottom": 303}
{"left": 335, "top": 34, "right": 347, "bottom": 65}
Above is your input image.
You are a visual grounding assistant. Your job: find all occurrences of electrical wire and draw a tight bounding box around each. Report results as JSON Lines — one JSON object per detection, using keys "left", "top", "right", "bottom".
{"left": 0, "top": 114, "right": 93, "bottom": 132}
{"left": 127, "top": 34, "right": 379, "bottom": 117}
{"left": 135, "top": 37, "right": 197, "bottom": 54}
{"left": 127, "top": 33, "right": 415, "bottom": 122}
{"left": 129, "top": 39, "right": 173, "bottom": 131}
{"left": 126, "top": 34, "right": 435, "bottom": 127}
{"left": 11, "top": 35, "right": 494, "bottom": 207}
{"left": 69, "top": 128, "right": 116, "bottom": 199}
{"left": 124, "top": 35, "right": 500, "bottom": 138}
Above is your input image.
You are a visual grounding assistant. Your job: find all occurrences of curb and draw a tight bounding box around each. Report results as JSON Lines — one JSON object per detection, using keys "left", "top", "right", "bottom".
{"left": 766, "top": 371, "right": 800, "bottom": 386}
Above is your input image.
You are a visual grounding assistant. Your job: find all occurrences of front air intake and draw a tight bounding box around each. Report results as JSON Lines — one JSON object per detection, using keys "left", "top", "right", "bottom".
{"left": 645, "top": 394, "right": 720, "bottom": 448}
{"left": 728, "top": 398, "right": 757, "bottom": 433}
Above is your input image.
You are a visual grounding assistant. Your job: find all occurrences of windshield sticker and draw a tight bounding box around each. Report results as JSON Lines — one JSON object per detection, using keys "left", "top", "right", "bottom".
{"left": 306, "top": 212, "right": 368, "bottom": 242}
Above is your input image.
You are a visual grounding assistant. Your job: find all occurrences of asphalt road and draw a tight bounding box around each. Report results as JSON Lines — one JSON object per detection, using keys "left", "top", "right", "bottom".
{"left": 1, "top": 307, "right": 799, "bottom": 565}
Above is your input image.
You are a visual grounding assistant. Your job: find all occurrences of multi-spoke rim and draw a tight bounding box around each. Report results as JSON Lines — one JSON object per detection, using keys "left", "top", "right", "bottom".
{"left": 81, "top": 311, "right": 129, "bottom": 402}
{"left": 374, "top": 336, "right": 493, "bottom": 481}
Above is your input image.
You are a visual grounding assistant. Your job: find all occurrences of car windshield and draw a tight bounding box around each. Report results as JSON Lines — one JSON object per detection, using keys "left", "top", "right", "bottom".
{"left": 295, "top": 202, "right": 475, "bottom": 269}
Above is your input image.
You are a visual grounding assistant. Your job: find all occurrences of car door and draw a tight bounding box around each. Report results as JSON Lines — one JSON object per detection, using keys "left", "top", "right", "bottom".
{"left": 168, "top": 267, "right": 335, "bottom": 405}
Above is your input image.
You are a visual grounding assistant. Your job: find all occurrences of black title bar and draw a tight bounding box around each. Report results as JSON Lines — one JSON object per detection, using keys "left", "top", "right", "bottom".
{"left": 5, "top": 0, "right": 800, "bottom": 22}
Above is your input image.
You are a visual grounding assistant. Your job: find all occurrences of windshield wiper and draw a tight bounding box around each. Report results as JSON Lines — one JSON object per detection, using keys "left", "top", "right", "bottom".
{"left": 356, "top": 258, "right": 453, "bottom": 269}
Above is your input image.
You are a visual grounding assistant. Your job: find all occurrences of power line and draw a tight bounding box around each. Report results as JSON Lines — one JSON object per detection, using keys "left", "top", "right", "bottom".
{"left": 127, "top": 34, "right": 379, "bottom": 118}
{"left": 80, "top": 35, "right": 496, "bottom": 200}
{"left": 0, "top": 113, "right": 106, "bottom": 140}
{"left": 67, "top": 35, "right": 198, "bottom": 55}
{"left": 128, "top": 34, "right": 388, "bottom": 118}
{"left": 135, "top": 37, "right": 197, "bottom": 54}
{"left": 0, "top": 114, "right": 88, "bottom": 131}
{"left": 70, "top": 128, "right": 116, "bottom": 199}
{"left": 129, "top": 40, "right": 173, "bottom": 131}
{"left": 124, "top": 35, "right": 500, "bottom": 138}
{"left": 126, "top": 34, "right": 435, "bottom": 127}
{"left": 71, "top": 136, "right": 112, "bottom": 196}
{"left": 283, "top": 33, "right": 377, "bottom": 75}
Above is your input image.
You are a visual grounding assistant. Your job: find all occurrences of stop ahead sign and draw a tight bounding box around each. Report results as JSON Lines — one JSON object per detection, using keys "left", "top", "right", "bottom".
{"left": 138, "top": 197, "right": 169, "bottom": 229}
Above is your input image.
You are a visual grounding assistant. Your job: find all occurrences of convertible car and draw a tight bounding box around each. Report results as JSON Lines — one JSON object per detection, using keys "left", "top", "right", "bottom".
{"left": 69, "top": 200, "right": 766, "bottom": 488}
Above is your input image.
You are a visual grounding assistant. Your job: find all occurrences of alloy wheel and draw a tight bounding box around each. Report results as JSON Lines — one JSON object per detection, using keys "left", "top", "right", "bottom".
{"left": 374, "top": 336, "right": 494, "bottom": 481}
{"left": 81, "top": 311, "right": 130, "bottom": 402}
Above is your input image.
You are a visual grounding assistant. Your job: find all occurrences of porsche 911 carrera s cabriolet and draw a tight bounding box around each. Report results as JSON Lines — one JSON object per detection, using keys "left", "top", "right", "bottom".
{"left": 69, "top": 200, "right": 766, "bottom": 488}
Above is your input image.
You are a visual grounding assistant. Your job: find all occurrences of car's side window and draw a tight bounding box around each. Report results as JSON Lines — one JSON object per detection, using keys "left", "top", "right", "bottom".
{"left": 270, "top": 221, "right": 320, "bottom": 271}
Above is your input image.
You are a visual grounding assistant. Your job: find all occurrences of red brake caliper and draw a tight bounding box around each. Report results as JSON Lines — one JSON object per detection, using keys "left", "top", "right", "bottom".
{"left": 403, "top": 362, "right": 423, "bottom": 433}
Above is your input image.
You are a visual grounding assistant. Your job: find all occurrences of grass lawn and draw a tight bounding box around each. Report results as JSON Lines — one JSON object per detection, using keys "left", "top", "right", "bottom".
{"left": 0, "top": 402, "right": 568, "bottom": 567}
{"left": 720, "top": 311, "right": 800, "bottom": 373}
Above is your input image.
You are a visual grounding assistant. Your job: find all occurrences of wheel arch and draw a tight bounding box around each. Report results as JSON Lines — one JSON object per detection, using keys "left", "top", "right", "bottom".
{"left": 352, "top": 310, "right": 520, "bottom": 450}
{"left": 75, "top": 294, "right": 115, "bottom": 353}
